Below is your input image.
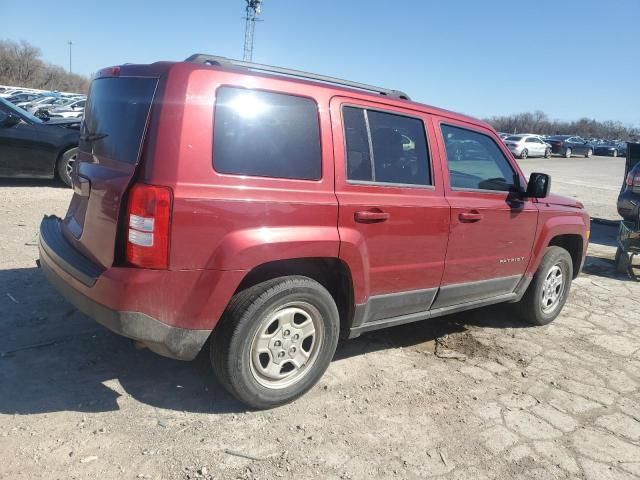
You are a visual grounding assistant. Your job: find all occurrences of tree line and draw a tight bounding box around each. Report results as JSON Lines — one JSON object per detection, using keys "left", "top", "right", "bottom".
{"left": 485, "top": 110, "right": 639, "bottom": 141}
{"left": 0, "top": 39, "right": 90, "bottom": 94}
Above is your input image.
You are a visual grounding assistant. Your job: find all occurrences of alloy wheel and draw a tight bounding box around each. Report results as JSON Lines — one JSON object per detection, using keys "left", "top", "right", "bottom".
{"left": 541, "top": 264, "right": 565, "bottom": 314}
{"left": 249, "top": 302, "right": 323, "bottom": 389}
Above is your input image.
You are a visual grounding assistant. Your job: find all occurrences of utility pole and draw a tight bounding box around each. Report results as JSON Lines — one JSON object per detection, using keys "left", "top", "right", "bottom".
{"left": 243, "top": 0, "right": 262, "bottom": 62}
{"left": 67, "top": 41, "right": 73, "bottom": 74}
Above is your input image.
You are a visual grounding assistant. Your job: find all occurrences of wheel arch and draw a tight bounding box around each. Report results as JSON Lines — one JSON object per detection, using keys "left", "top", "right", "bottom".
{"left": 548, "top": 234, "right": 583, "bottom": 278}
{"left": 233, "top": 257, "right": 355, "bottom": 336}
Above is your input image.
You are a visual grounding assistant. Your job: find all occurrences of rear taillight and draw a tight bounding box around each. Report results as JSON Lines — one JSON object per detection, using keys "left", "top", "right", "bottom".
{"left": 558, "top": 141, "right": 564, "bottom": 147}
{"left": 126, "top": 184, "right": 172, "bottom": 269}
{"left": 626, "top": 171, "right": 640, "bottom": 190}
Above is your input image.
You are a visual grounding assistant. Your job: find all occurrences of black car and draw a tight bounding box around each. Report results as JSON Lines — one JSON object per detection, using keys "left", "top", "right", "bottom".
{"left": 0, "top": 98, "right": 79, "bottom": 186}
{"left": 617, "top": 143, "right": 640, "bottom": 222}
{"left": 595, "top": 142, "right": 626, "bottom": 157}
{"left": 545, "top": 135, "right": 594, "bottom": 158}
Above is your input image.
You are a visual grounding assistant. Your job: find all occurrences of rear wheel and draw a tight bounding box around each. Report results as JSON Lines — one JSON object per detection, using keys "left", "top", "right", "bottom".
{"left": 613, "top": 150, "right": 618, "bottom": 158}
{"left": 585, "top": 148, "right": 593, "bottom": 158}
{"left": 516, "top": 246, "right": 573, "bottom": 326}
{"left": 56, "top": 147, "right": 78, "bottom": 187}
{"left": 210, "top": 276, "right": 340, "bottom": 409}
{"left": 565, "top": 148, "right": 572, "bottom": 158}
{"left": 544, "top": 148, "right": 551, "bottom": 158}
{"left": 520, "top": 149, "right": 528, "bottom": 159}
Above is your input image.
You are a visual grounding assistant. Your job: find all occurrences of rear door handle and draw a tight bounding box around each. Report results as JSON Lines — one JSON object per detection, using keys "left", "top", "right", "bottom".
{"left": 459, "top": 211, "right": 483, "bottom": 223}
{"left": 354, "top": 210, "right": 390, "bottom": 223}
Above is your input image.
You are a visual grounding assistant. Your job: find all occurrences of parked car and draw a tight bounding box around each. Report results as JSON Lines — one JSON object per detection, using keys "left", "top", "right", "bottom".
{"left": 38, "top": 55, "right": 590, "bottom": 409}
{"left": 5, "top": 92, "right": 43, "bottom": 104}
{"left": 617, "top": 143, "right": 640, "bottom": 222}
{"left": 503, "top": 134, "right": 551, "bottom": 159}
{"left": 545, "top": 135, "right": 593, "bottom": 158}
{"left": 595, "top": 142, "right": 626, "bottom": 157}
{"left": 47, "top": 99, "right": 86, "bottom": 118}
{"left": 0, "top": 98, "right": 80, "bottom": 186}
{"left": 17, "top": 96, "right": 74, "bottom": 113}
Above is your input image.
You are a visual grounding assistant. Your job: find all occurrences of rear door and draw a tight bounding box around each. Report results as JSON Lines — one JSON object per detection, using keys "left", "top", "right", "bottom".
{"left": 432, "top": 119, "right": 537, "bottom": 308}
{"left": 62, "top": 74, "right": 158, "bottom": 268}
{"left": 331, "top": 97, "right": 450, "bottom": 321}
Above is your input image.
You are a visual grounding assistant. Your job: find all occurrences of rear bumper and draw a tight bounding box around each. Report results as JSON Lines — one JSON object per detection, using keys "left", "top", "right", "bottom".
{"left": 38, "top": 216, "right": 245, "bottom": 360}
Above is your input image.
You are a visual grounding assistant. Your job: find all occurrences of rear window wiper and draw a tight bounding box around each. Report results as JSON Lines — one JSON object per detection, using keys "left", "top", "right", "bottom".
{"left": 80, "top": 132, "right": 108, "bottom": 142}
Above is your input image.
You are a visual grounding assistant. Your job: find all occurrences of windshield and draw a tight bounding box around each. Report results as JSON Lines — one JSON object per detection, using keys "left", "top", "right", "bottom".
{"left": 0, "top": 97, "right": 43, "bottom": 123}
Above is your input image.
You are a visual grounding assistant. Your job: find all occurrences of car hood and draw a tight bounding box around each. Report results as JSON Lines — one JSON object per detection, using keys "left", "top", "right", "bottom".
{"left": 43, "top": 117, "right": 82, "bottom": 128}
{"left": 542, "top": 193, "right": 583, "bottom": 209}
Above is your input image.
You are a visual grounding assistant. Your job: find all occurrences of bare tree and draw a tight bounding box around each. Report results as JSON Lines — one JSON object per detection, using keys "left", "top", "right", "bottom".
{"left": 486, "top": 111, "right": 639, "bottom": 141}
{"left": 0, "top": 39, "right": 89, "bottom": 93}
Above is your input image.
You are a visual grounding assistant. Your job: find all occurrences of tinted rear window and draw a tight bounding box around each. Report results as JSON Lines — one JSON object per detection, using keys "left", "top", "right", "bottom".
{"left": 506, "top": 136, "right": 522, "bottom": 141}
{"left": 81, "top": 77, "right": 157, "bottom": 164}
{"left": 213, "top": 87, "right": 321, "bottom": 180}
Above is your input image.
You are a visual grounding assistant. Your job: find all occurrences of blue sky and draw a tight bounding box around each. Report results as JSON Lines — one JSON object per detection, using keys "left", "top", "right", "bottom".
{"left": 3, "top": 0, "right": 639, "bottom": 125}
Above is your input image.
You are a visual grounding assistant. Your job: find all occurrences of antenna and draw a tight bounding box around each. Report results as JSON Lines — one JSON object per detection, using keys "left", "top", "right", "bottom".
{"left": 242, "top": 0, "right": 262, "bottom": 62}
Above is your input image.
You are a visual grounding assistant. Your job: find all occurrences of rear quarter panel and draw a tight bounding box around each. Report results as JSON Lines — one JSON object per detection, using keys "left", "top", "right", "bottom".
{"left": 142, "top": 64, "right": 340, "bottom": 271}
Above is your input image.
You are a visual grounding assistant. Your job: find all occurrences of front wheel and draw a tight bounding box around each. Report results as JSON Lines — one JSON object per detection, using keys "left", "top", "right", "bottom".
{"left": 585, "top": 148, "right": 593, "bottom": 158}
{"left": 544, "top": 148, "right": 551, "bottom": 158}
{"left": 516, "top": 246, "right": 573, "bottom": 326}
{"left": 56, "top": 147, "right": 78, "bottom": 187}
{"left": 210, "top": 276, "right": 340, "bottom": 409}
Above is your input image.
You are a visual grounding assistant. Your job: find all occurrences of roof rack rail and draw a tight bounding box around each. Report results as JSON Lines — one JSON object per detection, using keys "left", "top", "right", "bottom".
{"left": 185, "top": 54, "right": 411, "bottom": 101}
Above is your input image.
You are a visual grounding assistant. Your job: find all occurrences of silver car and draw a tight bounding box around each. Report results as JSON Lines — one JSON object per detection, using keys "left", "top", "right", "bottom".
{"left": 504, "top": 134, "right": 551, "bottom": 159}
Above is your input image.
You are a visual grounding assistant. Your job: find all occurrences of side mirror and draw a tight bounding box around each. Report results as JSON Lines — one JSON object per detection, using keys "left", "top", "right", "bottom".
{"left": 525, "top": 172, "right": 551, "bottom": 198}
{"left": 0, "top": 112, "right": 20, "bottom": 127}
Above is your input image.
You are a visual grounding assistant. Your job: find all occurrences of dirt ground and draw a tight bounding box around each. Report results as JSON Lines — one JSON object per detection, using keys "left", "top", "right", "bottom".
{"left": 1, "top": 156, "right": 640, "bottom": 480}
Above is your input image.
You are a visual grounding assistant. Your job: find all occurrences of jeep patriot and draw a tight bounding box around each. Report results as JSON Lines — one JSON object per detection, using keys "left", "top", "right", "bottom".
{"left": 39, "top": 55, "right": 590, "bottom": 408}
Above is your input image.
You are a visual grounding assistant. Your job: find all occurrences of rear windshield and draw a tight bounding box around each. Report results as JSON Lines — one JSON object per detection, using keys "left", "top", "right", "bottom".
{"left": 80, "top": 77, "right": 157, "bottom": 164}
{"left": 213, "top": 86, "right": 321, "bottom": 180}
{"left": 506, "top": 136, "right": 522, "bottom": 141}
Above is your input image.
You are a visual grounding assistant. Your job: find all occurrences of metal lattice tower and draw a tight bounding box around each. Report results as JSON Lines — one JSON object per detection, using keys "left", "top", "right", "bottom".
{"left": 243, "top": 0, "right": 262, "bottom": 62}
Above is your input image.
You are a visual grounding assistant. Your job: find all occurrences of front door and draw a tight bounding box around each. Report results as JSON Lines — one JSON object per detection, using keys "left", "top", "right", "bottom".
{"left": 330, "top": 97, "right": 450, "bottom": 324}
{"left": 432, "top": 119, "right": 538, "bottom": 308}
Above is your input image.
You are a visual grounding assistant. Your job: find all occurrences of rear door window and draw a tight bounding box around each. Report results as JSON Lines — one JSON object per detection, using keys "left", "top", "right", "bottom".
{"left": 343, "top": 106, "right": 431, "bottom": 186}
{"left": 213, "top": 87, "right": 321, "bottom": 180}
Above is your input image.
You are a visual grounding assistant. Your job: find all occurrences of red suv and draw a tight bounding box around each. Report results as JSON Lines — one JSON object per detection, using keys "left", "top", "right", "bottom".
{"left": 39, "top": 55, "right": 590, "bottom": 408}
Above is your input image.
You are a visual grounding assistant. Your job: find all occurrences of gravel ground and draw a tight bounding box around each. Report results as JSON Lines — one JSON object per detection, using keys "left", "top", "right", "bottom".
{"left": 1, "top": 160, "right": 639, "bottom": 480}
{"left": 519, "top": 155, "right": 626, "bottom": 221}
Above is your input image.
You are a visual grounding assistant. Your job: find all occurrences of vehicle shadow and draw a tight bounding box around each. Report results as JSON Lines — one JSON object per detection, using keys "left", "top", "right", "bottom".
{"left": 0, "top": 266, "right": 532, "bottom": 416}
{"left": 0, "top": 178, "right": 68, "bottom": 189}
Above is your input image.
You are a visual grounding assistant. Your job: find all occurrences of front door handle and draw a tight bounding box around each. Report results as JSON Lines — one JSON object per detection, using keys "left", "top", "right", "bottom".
{"left": 459, "top": 211, "right": 483, "bottom": 223}
{"left": 354, "top": 210, "right": 390, "bottom": 223}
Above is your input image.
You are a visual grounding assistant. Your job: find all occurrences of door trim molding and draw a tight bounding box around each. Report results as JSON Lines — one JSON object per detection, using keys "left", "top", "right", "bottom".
{"left": 348, "top": 274, "right": 530, "bottom": 338}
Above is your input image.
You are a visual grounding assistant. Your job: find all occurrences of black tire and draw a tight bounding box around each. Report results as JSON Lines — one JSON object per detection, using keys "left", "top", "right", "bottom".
{"left": 564, "top": 148, "right": 572, "bottom": 158}
{"left": 544, "top": 148, "right": 551, "bottom": 158}
{"left": 615, "top": 246, "right": 630, "bottom": 274}
{"left": 516, "top": 246, "right": 573, "bottom": 326}
{"left": 210, "top": 276, "right": 340, "bottom": 409}
{"left": 56, "top": 147, "right": 78, "bottom": 187}
{"left": 520, "top": 149, "right": 528, "bottom": 160}
{"left": 585, "top": 148, "right": 593, "bottom": 158}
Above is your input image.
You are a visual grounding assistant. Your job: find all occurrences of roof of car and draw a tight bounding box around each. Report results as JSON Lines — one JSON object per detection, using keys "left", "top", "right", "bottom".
{"left": 100, "top": 58, "right": 495, "bottom": 133}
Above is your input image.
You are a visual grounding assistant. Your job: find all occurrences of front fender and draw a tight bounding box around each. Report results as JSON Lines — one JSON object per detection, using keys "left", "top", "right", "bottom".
{"left": 527, "top": 212, "right": 589, "bottom": 276}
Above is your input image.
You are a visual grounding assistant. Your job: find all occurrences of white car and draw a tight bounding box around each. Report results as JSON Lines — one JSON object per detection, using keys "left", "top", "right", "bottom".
{"left": 503, "top": 134, "right": 551, "bottom": 159}
{"left": 47, "top": 99, "right": 86, "bottom": 118}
